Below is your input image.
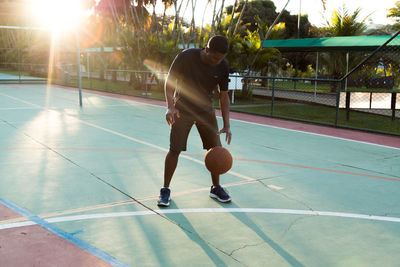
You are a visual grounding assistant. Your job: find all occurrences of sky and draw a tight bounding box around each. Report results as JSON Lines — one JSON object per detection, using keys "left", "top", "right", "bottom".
{"left": 160, "top": 0, "right": 399, "bottom": 27}
{"left": 274, "top": 0, "right": 397, "bottom": 26}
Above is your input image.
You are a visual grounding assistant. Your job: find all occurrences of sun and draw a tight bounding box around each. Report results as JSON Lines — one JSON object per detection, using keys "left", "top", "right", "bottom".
{"left": 29, "top": 0, "right": 85, "bottom": 32}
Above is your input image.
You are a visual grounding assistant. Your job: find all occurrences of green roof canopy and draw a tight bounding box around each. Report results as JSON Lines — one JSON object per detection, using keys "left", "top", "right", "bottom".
{"left": 262, "top": 36, "right": 400, "bottom": 52}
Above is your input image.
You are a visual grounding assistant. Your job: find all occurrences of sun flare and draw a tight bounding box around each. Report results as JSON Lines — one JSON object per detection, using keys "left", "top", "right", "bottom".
{"left": 29, "top": 0, "right": 85, "bottom": 31}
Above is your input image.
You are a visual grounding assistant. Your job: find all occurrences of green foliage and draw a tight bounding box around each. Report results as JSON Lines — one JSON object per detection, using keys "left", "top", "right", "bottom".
{"left": 326, "top": 6, "right": 368, "bottom": 36}
{"left": 388, "top": 1, "right": 400, "bottom": 30}
{"left": 225, "top": 0, "right": 312, "bottom": 39}
{"left": 320, "top": 6, "right": 369, "bottom": 91}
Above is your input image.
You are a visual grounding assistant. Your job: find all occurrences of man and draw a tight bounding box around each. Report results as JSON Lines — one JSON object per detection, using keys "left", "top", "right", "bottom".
{"left": 158, "top": 35, "right": 232, "bottom": 207}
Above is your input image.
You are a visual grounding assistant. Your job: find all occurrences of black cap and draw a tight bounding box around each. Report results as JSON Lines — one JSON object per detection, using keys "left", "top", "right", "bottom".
{"left": 207, "top": 35, "right": 229, "bottom": 54}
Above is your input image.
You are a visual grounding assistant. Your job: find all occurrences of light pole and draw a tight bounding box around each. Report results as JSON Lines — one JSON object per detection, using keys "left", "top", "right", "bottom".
{"left": 297, "top": 0, "right": 301, "bottom": 39}
{"left": 76, "top": 31, "right": 82, "bottom": 107}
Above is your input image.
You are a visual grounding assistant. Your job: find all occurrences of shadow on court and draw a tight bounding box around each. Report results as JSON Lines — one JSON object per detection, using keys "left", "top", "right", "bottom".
{"left": 164, "top": 202, "right": 228, "bottom": 267}
{"left": 219, "top": 201, "right": 306, "bottom": 267}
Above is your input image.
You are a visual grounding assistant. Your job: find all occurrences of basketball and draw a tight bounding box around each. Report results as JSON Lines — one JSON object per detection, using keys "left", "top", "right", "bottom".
{"left": 204, "top": 146, "right": 233, "bottom": 175}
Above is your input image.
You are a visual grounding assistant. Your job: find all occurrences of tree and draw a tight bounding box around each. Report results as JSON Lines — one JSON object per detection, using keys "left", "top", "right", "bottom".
{"left": 279, "top": 11, "right": 312, "bottom": 39}
{"left": 387, "top": 1, "right": 400, "bottom": 30}
{"left": 320, "top": 5, "right": 369, "bottom": 91}
{"left": 325, "top": 6, "right": 368, "bottom": 36}
{"left": 226, "top": 0, "right": 276, "bottom": 36}
{"left": 225, "top": 0, "right": 312, "bottom": 39}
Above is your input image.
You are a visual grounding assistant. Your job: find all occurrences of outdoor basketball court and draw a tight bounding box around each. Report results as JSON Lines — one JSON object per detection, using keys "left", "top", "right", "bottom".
{"left": 0, "top": 79, "right": 400, "bottom": 266}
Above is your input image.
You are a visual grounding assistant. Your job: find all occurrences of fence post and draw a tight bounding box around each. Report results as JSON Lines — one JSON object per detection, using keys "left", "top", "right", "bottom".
{"left": 105, "top": 69, "right": 108, "bottom": 91}
{"left": 271, "top": 78, "right": 275, "bottom": 116}
{"left": 335, "top": 81, "right": 341, "bottom": 126}
{"left": 345, "top": 91, "right": 351, "bottom": 121}
{"left": 392, "top": 92, "right": 397, "bottom": 121}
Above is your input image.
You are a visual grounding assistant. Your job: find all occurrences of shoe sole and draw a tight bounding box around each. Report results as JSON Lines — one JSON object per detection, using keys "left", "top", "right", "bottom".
{"left": 210, "top": 193, "right": 231, "bottom": 203}
{"left": 157, "top": 197, "right": 171, "bottom": 207}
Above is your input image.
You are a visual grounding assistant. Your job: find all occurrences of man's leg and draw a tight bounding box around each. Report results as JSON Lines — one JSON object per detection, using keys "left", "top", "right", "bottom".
{"left": 196, "top": 112, "right": 231, "bottom": 203}
{"left": 164, "top": 150, "right": 180, "bottom": 187}
{"left": 158, "top": 150, "right": 180, "bottom": 207}
{"left": 211, "top": 173, "right": 219, "bottom": 187}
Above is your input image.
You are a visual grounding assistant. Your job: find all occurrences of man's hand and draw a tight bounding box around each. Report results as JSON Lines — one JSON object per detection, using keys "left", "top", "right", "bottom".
{"left": 218, "top": 127, "right": 232, "bottom": 145}
{"left": 166, "top": 107, "right": 180, "bottom": 125}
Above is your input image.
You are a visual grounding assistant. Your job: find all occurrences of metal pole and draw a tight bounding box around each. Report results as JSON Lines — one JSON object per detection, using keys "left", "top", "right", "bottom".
{"left": 335, "top": 82, "right": 341, "bottom": 126}
{"left": 271, "top": 78, "right": 275, "bottom": 116}
{"left": 18, "top": 30, "right": 21, "bottom": 82}
{"left": 297, "top": 0, "right": 301, "bottom": 39}
{"left": 391, "top": 93, "right": 396, "bottom": 121}
{"left": 87, "top": 51, "right": 90, "bottom": 79}
{"left": 87, "top": 52, "right": 92, "bottom": 89}
{"left": 345, "top": 52, "right": 349, "bottom": 92}
{"left": 294, "top": 0, "right": 301, "bottom": 90}
{"left": 314, "top": 52, "right": 319, "bottom": 100}
{"left": 76, "top": 32, "right": 82, "bottom": 107}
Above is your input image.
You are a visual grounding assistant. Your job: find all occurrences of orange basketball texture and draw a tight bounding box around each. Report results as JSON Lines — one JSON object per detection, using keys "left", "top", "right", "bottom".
{"left": 204, "top": 146, "right": 233, "bottom": 174}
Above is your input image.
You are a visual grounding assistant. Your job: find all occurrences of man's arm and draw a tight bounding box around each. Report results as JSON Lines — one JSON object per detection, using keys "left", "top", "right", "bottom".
{"left": 219, "top": 90, "right": 232, "bottom": 145}
{"left": 164, "top": 74, "right": 179, "bottom": 125}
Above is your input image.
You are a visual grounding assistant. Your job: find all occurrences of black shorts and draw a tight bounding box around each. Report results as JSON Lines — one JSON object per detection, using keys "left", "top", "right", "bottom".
{"left": 170, "top": 110, "right": 221, "bottom": 152}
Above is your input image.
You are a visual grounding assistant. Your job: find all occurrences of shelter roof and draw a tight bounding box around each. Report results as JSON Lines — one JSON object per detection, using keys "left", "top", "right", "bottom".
{"left": 262, "top": 36, "right": 399, "bottom": 52}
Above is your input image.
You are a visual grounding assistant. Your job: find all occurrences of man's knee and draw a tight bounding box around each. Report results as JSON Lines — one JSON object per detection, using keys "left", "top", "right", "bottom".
{"left": 167, "top": 150, "right": 181, "bottom": 158}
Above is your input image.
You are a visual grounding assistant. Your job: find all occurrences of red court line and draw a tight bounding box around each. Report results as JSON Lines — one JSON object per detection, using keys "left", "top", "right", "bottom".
{"left": 0, "top": 204, "right": 111, "bottom": 267}
{"left": 234, "top": 158, "right": 400, "bottom": 182}
{"left": 71, "top": 87, "right": 400, "bottom": 149}
{"left": 0, "top": 146, "right": 397, "bottom": 182}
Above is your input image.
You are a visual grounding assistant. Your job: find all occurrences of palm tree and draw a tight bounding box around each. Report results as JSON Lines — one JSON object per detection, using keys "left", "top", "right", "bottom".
{"left": 325, "top": 6, "right": 368, "bottom": 37}
{"left": 321, "top": 5, "right": 369, "bottom": 91}
{"left": 387, "top": 1, "right": 400, "bottom": 30}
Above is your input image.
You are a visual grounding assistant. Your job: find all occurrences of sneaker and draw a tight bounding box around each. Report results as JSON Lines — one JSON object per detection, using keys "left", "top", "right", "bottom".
{"left": 210, "top": 185, "right": 231, "bottom": 203}
{"left": 157, "top": 187, "right": 171, "bottom": 207}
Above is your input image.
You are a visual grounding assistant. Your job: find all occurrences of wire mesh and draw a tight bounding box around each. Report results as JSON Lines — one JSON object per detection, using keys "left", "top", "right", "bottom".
{"left": 1, "top": 25, "right": 399, "bottom": 135}
{"left": 336, "top": 33, "right": 400, "bottom": 134}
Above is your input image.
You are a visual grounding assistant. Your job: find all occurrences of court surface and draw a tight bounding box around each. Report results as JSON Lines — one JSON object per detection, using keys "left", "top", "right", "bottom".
{"left": 0, "top": 82, "right": 400, "bottom": 266}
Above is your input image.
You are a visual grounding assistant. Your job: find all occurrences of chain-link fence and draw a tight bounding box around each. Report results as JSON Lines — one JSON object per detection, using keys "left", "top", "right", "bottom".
{"left": 1, "top": 25, "right": 399, "bottom": 135}
{"left": 228, "top": 72, "right": 399, "bottom": 135}
{"left": 228, "top": 75, "right": 342, "bottom": 125}
{"left": 228, "top": 33, "right": 400, "bottom": 136}
{"left": 336, "top": 32, "right": 400, "bottom": 134}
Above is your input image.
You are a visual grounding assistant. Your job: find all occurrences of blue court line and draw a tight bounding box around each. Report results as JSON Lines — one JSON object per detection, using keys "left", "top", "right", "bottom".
{"left": 0, "top": 198, "right": 130, "bottom": 267}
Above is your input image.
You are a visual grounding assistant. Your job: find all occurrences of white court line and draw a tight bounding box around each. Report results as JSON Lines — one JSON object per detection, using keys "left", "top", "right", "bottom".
{"left": 0, "top": 92, "right": 42, "bottom": 109}
{"left": 99, "top": 93, "right": 400, "bottom": 151}
{"left": 93, "top": 91, "right": 400, "bottom": 151}
{"left": 229, "top": 118, "right": 400, "bottom": 151}
{"left": 61, "top": 118, "right": 256, "bottom": 181}
{"left": 1, "top": 208, "right": 400, "bottom": 230}
{"left": 0, "top": 91, "right": 256, "bottom": 181}
{"left": 7, "top": 86, "right": 398, "bottom": 151}
{"left": 0, "top": 107, "right": 42, "bottom": 110}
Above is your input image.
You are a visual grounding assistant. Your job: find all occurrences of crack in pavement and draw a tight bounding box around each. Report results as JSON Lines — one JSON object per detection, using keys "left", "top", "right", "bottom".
{"left": 229, "top": 241, "right": 265, "bottom": 257}
{"left": 256, "top": 177, "right": 314, "bottom": 211}
{"left": 280, "top": 216, "right": 310, "bottom": 240}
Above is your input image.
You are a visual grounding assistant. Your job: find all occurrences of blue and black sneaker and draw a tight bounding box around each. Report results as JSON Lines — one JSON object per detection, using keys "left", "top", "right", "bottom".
{"left": 157, "top": 187, "right": 171, "bottom": 207}
{"left": 210, "top": 185, "right": 231, "bottom": 203}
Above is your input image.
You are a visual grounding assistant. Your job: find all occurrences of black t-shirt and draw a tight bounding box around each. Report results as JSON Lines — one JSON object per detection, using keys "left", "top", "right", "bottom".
{"left": 168, "top": 48, "right": 229, "bottom": 113}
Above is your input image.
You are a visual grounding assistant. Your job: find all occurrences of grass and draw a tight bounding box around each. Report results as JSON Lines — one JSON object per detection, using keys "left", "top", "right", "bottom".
{"left": 251, "top": 80, "right": 400, "bottom": 94}
{"left": 2, "top": 71, "right": 398, "bottom": 136}
{"left": 230, "top": 98, "right": 400, "bottom": 134}
{"left": 64, "top": 77, "right": 400, "bottom": 135}
{"left": 56, "top": 77, "right": 166, "bottom": 101}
